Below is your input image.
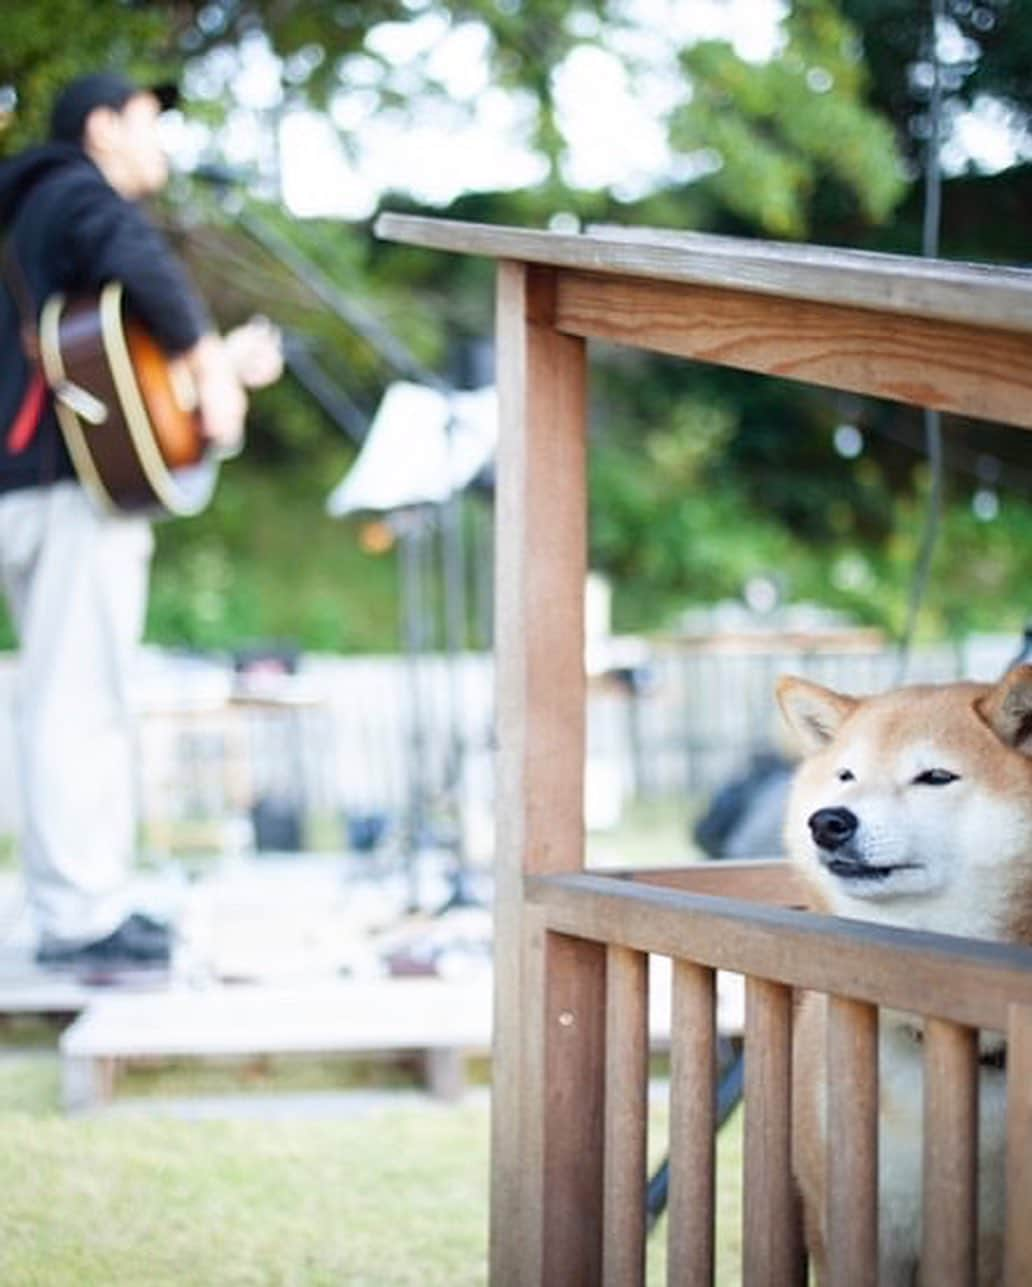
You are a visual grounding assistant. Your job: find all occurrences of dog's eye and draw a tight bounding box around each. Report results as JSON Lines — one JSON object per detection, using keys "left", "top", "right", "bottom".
{"left": 913, "top": 768, "right": 959, "bottom": 786}
{"left": 836, "top": 769, "right": 855, "bottom": 782}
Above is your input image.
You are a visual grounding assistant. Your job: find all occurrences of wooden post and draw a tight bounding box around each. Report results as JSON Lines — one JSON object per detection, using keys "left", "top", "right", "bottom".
{"left": 489, "top": 261, "right": 588, "bottom": 1286}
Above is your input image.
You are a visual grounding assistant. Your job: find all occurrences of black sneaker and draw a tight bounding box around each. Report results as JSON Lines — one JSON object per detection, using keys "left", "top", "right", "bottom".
{"left": 36, "top": 913, "right": 173, "bottom": 970}
{"left": 121, "top": 911, "right": 171, "bottom": 939}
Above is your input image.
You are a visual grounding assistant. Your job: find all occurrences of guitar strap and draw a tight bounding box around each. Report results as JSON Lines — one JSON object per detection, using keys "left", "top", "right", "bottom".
{"left": 1, "top": 239, "right": 47, "bottom": 455}
{"left": 6, "top": 371, "right": 47, "bottom": 455}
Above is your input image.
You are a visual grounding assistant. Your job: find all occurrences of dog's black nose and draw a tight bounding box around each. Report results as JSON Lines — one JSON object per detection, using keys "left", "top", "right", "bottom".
{"left": 808, "top": 806, "right": 858, "bottom": 851}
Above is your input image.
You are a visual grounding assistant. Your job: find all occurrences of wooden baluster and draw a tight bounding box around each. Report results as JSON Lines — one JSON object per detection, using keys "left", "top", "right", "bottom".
{"left": 922, "top": 1019, "right": 978, "bottom": 1286}
{"left": 744, "top": 977, "right": 803, "bottom": 1285}
{"left": 826, "top": 997, "right": 879, "bottom": 1287}
{"left": 667, "top": 960, "right": 717, "bottom": 1286}
{"left": 539, "top": 931, "right": 607, "bottom": 1287}
{"left": 1005, "top": 1004, "right": 1032, "bottom": 1286}
{"left": 602, "top": 945, "right": 649, "bottom": 1287}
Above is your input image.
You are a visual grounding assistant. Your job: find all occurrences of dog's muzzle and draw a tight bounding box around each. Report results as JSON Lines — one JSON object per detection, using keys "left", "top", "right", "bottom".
{"left": 808, "top": 806, "right": 858, "bottom": 852}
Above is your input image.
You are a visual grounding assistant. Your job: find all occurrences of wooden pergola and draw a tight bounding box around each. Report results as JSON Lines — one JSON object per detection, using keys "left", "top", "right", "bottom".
{"left": 375, "top": 213, "right": 1032, "bottom": 1286}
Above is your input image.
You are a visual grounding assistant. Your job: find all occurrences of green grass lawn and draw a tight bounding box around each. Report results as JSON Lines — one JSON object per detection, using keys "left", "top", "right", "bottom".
{"left": 646, "top": 1093, "right": 744, "bottom": 1285}
{"left": 0, "top": 1057, "right": 489, "bottom": 1286}
{"left": 0, "top": 794, "right": 740, "bottom": 1284}
{"left": 0, "top": 1053, "right": 745, "bottom": 1285}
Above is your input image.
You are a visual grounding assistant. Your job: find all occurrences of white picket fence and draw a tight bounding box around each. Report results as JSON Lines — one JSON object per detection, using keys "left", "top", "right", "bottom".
{"left": 0, "top": 631, "right": 1019, "bottom": 853}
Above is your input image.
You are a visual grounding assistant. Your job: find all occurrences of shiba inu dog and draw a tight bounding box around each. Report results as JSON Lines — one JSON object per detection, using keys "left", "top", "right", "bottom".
{"left": 776, "top": 665, "right": 1032, "bottom": 1286}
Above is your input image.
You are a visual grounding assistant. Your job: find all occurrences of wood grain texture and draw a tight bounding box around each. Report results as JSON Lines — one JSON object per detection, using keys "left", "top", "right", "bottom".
{"left": 555, "top": 271, "right": 1032, "bottom": 429}
{"left": 922, "top": 1020, "right": 978, "bottom": 1287}
{"left": 374, "top": 214, "right": 1032, "bottom": 335}
{"left": 667, "top": 960, "right": 717, "bottom": 1285}
{"left": 602, "top": 946, "right": 649, "bottom": 1287}
{"left": 381, "top": 215, "right": 1032, "bottom": 1284}
{"left": 541, "top": 932, "right": 607, "bottom": 1287}
{"left": 616, "top": 860, "right": 809, "bottom": 907}
{"left": 1005, "top": 1005, "right": 1032, "bottom": 1287}
{"left": 489, "top": 262, "right": 588, "bottom": 1287}
{"left": 826, "top": 997, "right": 879, "bottom": 1287}
{"left": 744, "top": 978, "right": 805, "bottom": 1286}
{"left": 526, "top": 873, "right": 1032, "bottom": 1032}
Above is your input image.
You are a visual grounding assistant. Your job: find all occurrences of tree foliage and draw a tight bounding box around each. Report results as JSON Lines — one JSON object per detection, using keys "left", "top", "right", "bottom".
{"left": 0, "top": 1, "right": 174, "bottom": 149}
{"left": 0, "top": 1, "right": 1029, "bottom": 650}
{"left": 841, "top": 0, "right": 1032, "bottom": 167}
{"left": 673, "top": 0, "right": 905, "bottom": 236}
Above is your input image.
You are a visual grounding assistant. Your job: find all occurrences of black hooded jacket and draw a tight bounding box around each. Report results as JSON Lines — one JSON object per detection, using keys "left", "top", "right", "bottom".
{"left": 0, "top": 142, "right": 211, "bottom": 493}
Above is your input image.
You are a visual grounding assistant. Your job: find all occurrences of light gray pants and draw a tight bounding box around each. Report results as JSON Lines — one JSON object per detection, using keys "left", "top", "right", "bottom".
{"left": 0, "top": 481, "right": 152, "bottom": 946}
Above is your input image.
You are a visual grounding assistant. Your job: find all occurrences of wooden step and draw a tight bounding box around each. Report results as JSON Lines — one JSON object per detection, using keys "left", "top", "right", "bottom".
{"left": 58, "top": 965, "right": 742, "bottom": 1113}
{"left": 60, "top": 978, "right": 495, "bottom": 1110}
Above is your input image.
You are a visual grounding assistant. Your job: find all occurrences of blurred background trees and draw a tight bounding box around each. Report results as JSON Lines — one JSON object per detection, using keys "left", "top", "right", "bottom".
{"left": 1, "top": 0, "right": 1030, "bottom": 650}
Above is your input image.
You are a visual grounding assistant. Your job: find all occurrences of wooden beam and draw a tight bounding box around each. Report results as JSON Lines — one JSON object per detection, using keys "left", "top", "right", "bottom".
{"left": 526, "top": 873, "right": 1032, "bottom": 1032}
{"left": 374, "top": 214, "right": 1032, "bottom": 336}
{"left": 614, "top": 860, "right": 809, "bottom": 907}
{"left": 555, "top": 270, "right": 1032, "bottom": 430}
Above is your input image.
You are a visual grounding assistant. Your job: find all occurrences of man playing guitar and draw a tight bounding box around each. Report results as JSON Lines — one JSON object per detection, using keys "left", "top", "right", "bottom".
{"left": 0, "top": 71, "right": 282, "bottom": 972}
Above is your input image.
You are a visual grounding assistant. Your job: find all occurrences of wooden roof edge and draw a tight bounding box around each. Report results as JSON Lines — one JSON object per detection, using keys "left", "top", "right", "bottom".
{"left": 374, "top": 213, "right": 1032, "bottom": 335}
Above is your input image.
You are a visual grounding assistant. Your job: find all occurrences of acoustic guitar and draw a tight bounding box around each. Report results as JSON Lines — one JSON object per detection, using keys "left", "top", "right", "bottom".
{"left": 38, "top": 281, "right": 243, "bottom": 517}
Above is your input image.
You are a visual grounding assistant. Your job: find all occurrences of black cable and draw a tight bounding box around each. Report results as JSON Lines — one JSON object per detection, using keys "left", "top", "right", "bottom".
{"left": 851, "top": 418, "right": 1032, "bottom": 498}
{"left": 895, "top": 0, "right": 946, "bottom": 683}
{"left": 644, "top": 0, "right": 953, "bottom": 1237}
{"left": 645, "top": 1035, "right": 745, "bottom": 1232}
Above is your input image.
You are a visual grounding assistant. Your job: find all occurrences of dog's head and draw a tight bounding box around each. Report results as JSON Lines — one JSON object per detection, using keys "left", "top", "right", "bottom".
{"left": 776, "top": 665, "right": 1032, "bottom": 939}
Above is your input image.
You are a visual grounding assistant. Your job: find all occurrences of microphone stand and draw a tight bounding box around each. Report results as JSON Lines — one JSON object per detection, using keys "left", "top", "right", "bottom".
{"left": 196, "top": 176, "right": 482, "bottom": 915}
{"left": 281, "top": 331, "right": 368, "bottom": 445}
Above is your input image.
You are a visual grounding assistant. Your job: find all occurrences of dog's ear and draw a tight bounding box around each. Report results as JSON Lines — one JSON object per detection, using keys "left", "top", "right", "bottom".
{"left": 776, "top": 675, "right": 857, "bottom": 754}
{"left": 977, "top": 664, "right": 1032, "bottom": 754}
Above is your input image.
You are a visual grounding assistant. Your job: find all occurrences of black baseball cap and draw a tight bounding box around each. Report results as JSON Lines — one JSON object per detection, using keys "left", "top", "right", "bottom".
{"left": 49, "top": 72, "right": 179, "bottom": 144}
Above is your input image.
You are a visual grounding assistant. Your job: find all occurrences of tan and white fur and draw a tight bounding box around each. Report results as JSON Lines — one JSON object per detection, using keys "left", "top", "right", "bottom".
{"left": 777, "top": 665, "right": 1032, "bottom": 1285}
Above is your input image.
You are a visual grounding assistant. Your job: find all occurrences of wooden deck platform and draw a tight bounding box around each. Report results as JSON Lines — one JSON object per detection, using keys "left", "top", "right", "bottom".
{"left": 59, "top": 978, "right": 493, "bottom": 1110}
{"left": 56, "top": 963, "right": 741, "bottom": 1113}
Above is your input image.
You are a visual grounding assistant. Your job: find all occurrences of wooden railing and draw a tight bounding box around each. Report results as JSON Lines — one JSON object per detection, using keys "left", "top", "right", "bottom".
{"left": 374, "top": 214, "right": 1032, "bottom": 1286}
{"left": 522, "top": 866, "right": 1032, "bottom": 1285}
